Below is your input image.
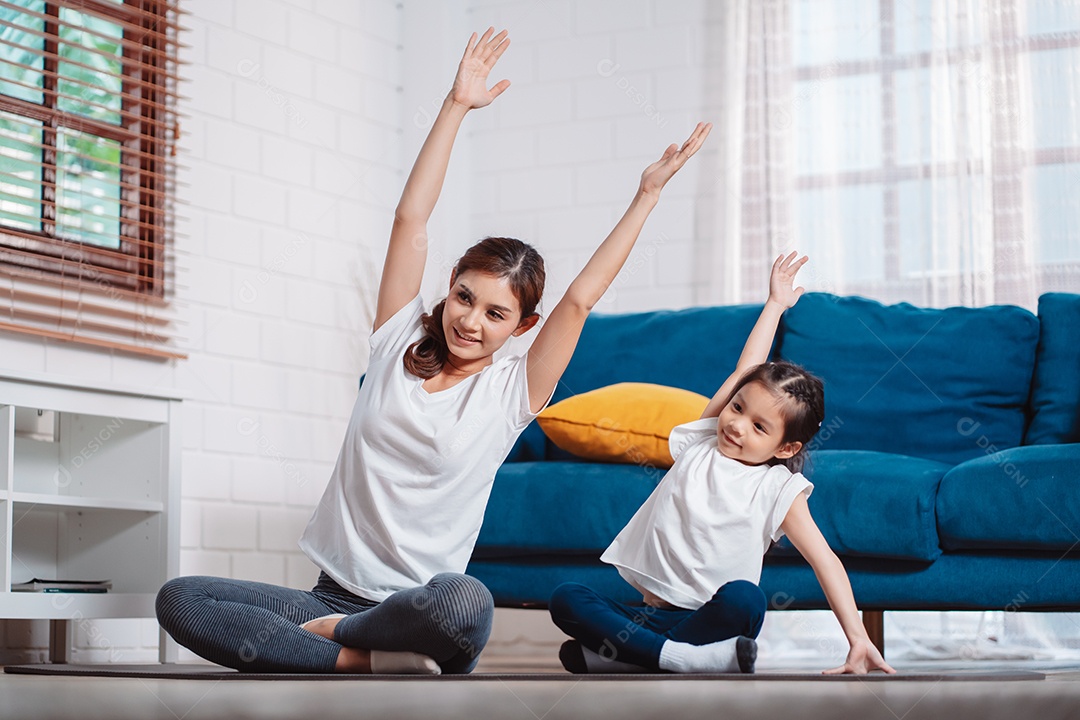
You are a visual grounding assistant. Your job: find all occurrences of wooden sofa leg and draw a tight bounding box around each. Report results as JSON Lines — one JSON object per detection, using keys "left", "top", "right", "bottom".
{"left": 862, "top": 610, "right": 885, "bottom": 656}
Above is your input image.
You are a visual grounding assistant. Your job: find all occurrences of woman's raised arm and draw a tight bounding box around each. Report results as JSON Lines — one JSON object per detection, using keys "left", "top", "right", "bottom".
{"left": 374, "top": 28, "right": 511, "bottom": 332}
{"left": 525, "top": 122, "right": 712, "bottom": 412}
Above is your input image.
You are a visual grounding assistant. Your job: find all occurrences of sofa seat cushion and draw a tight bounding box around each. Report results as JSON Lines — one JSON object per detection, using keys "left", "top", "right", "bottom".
{"left": 772, "top": 450, "right": 949, "bottom": 561}
{"left": 475, "top": 461, "right": 661, "bottom": 556}
{"left": 1026, "top": 293, "right": 1080, "bottom": 445}
{"left": 937, "top": 443, "right": 1080, "bottom": 550}
{"left": 778, "top": 293, "right": 1039, "bottom": 465}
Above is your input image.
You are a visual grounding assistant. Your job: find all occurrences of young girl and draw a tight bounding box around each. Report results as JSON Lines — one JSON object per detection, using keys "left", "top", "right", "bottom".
{"left": 156, "top": 28, "right": 712, "bottom": 675}
{"left": 549, "top": 253, "right": 896, "bottom": 676}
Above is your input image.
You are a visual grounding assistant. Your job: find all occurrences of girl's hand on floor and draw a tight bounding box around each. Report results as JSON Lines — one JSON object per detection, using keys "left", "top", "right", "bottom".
{"left": 768, "top": 251, "right": 808, "bottom": 309}
{"left": 823, "top": 638, "right": 897, "bottom": 675}
{"left": 449, "top": 27, "right": 511, "bottom": 110}
{"left": 639, "top": 122, "right": 712, "bottom": 198}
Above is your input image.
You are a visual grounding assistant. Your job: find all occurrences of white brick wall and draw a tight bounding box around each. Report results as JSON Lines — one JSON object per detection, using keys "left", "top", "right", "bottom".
{"left": 457, "top": 0, "right": 712, "bottom": 313}
{"left": 0, "top": 0, "right": 403, "bottom": 663}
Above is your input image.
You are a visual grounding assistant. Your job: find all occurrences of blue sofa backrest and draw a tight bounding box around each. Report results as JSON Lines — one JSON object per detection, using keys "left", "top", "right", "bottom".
{"left": 1026, "top": 292, "right": 1080, "bottom": 444}
{"left": 777, "top": 293, "right": 1040, "bottom": 465}
{"left": 506, "top": 292, "right": 1075, "bottom": 465}
{"left": 507, "top": 303, "right": 766, "bottom": 462}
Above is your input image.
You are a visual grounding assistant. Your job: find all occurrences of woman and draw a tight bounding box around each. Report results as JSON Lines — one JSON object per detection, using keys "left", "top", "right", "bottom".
{"left": 156, "top": 28, "right": 711, "bottom": 674}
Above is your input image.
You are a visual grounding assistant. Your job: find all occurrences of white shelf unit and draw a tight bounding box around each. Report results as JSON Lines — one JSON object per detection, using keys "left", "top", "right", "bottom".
{"left": 0, "top": 370, "right": 181, "bottom": 663}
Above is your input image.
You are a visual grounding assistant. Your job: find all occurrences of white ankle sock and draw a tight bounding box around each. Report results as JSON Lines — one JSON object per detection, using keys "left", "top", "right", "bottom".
{"left": 369, "top": 650, "right": 441, "bottom": 675}
{"left": 658, "top": 637, "right": 756, "bottom": 674}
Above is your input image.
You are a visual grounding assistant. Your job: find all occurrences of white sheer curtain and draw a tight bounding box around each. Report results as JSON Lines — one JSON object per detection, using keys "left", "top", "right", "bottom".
{"left": 701, "top": 0, "right": 1080, "bottom": 311}
{"left": 702, "top": 0, "right": 1080, "bottom": 660}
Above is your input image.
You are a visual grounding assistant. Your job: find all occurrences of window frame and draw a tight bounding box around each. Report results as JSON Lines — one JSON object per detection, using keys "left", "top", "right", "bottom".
{"left": 0, "top": 0, "right": 175, "bottom": 298}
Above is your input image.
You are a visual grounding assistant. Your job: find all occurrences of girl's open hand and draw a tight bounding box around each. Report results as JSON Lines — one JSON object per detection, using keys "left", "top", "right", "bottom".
{"left": 768, "top": 251, "right": 808, "bottom": 309}
{"left": 450, "top": 28, "right": 511, "bottom": 110}
{"left": 639, "top": 122, "right": 712, "bottom": 197}
{"left": 823, "top": 638, "right": 897, "bottom": 675}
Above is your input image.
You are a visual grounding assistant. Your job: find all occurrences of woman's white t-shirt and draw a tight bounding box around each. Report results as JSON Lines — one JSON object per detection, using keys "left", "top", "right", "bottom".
{"left": 298, "top": 295, "right": 547, "bottom": 602}
{"left": 601, "top": 417, "right": 813, "bottom": 610}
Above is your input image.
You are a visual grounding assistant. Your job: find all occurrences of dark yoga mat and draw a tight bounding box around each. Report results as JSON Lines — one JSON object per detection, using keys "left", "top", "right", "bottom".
{"left": 3, "top": 664, "right": 1046, "bottom": 681}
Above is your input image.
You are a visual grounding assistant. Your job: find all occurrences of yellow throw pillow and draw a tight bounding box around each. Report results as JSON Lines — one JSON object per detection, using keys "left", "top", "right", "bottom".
{"left": 537, "top": 383, "right": 710, "bottom": 468}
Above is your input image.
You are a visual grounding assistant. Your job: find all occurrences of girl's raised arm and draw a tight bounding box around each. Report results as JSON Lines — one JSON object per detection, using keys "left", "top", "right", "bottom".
{"left": 525, "top": 123, "right": 712, "bottom": 413}
{"left": 374, "top": 28, "right": 511, "bottom": 332}
{"left": 699, "top": 252, "right": 808, "bottom": 419}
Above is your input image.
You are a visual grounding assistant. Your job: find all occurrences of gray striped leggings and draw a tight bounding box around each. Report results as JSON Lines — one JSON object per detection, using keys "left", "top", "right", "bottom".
{"left": 155, "top": 571, "right": 494, "bottom": 673}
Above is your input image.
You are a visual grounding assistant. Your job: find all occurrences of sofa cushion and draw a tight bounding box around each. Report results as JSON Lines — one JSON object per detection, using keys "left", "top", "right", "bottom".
{"left": 778, "top": 293, "right": 1039, "bottom": 465}
{"left": 771, "top": 450, "right": 948, "bottom": 561}
{"left": 537, "top": 383, "right": 709, "bottom": 467}
{"left": 508, "top": 303, "right": 765, "bottom": 463}
{"left": 475, "top": 461, "right": 662, "bottom": 555}
{"left": 1025, "top": 293, "right": 1080, "bottom": 445}
{"left": 937, "top": 443, "right": 1080, "bottom": 551}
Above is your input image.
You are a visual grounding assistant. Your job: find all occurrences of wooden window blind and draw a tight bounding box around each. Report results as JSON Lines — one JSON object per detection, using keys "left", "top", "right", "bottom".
{"left": 0, "top": 0, "right": 184, "bottom": 359}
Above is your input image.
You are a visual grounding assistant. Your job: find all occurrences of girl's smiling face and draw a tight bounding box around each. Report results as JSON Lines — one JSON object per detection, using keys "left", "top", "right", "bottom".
{"left": 442, "top": 270, "right": 533, "bottom": 363}
{"left": 716, "top": 380, "right": 803, "bottom": 465}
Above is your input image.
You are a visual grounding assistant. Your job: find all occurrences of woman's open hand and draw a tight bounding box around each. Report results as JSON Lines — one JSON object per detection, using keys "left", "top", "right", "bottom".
{"left": 768, "top": 251, "right": 808, "bottom": 309}
{"left": 639, "top": 122, "right": 712, "bottom": 197}
{"left": 449, "top": 28, "right": 511, "bottom": 110}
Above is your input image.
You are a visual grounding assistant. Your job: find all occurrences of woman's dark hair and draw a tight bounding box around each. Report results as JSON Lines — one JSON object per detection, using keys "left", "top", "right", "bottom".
{"left": 724, "top": 361, "right": 825, "bottom": 474}
{"left": 403, "top": 236, "right": 545, "bottom": 379}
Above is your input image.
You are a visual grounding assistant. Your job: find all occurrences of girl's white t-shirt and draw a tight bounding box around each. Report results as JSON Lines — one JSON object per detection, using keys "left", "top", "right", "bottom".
{"left": 298, "top": 295, "right": 546, "bottom": 602}
{"left": 601, "top": 417, "right": 813, "bottom": 610}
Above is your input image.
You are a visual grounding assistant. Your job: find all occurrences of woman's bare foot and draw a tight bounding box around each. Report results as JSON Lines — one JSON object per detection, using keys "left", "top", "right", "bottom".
{"left": 336, "top": 646, "right": 373, "bottom": 673}
{"left": 303, "top": 614, "right": 439, "bottom": 674}
{"left": 301, "top": 613, "right": 346, "bottom": 640}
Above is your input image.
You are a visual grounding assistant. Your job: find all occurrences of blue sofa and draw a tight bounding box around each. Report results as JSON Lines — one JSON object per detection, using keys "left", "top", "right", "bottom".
{"left": 465, "top": 292, "right": 1080, "bottom": 637}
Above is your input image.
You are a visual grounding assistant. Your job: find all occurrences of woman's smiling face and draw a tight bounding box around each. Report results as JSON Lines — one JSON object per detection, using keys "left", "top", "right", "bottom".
{"left": 442, "top": 270, "right": 527, "bottom": 362}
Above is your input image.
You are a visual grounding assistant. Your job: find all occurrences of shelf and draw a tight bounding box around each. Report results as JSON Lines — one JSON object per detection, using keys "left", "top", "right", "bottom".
{"left": 0, "top": 368, "right": 185, "bottom": 403}
{"left": 11, "top": 492, "right": 163, "bottom": 513}
{"left": 0, "top": 592, "right": 156, "bottom": 619}
{"left": 1, "top": 374, "right": 181, "bottom": 662}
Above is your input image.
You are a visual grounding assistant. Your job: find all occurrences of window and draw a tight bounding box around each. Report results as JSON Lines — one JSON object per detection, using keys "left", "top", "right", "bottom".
{"left": 790, "top": 0, "right": 1080, "bottom": 304}
{"left": 0, "top": 0, "right": 182, "bottom": 358}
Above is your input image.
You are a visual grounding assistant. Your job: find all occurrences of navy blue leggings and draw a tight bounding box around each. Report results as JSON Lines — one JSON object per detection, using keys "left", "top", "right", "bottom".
{"left": 156, "top": 571, "right": 493, "bottom": 674}
{"left": 548, "top": 581, "right": 767, "bottom": 671}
